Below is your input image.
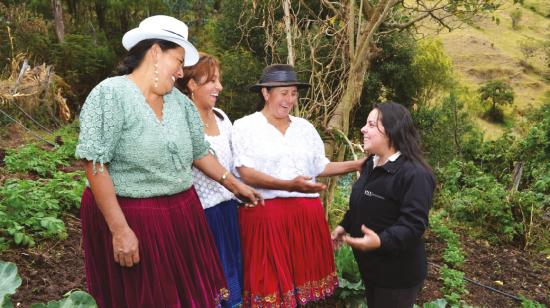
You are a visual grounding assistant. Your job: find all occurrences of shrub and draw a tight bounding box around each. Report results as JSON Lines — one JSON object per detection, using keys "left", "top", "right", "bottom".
{"left": 51, "top": 34, "right": 116, "bottom": 107}
{"left": 436, "top": 160, "right": 520, "bottom": 243}
{"left": 510, "top": 8, "right": 522, "bottom": 30}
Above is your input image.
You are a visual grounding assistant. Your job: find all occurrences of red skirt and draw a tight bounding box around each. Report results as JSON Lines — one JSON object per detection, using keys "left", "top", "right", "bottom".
{"left": 80, "top": 187, "right": 229, "bottom": 308}
{"left": 239, "top": 197, "right": 338, "bottom": 307}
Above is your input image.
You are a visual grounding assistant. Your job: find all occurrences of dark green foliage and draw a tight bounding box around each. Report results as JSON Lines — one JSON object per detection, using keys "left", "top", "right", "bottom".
{"left": 436, "top": 159, "right": 520, "bottom": 242}
{"left": 0, "top": 3, "right": 54, "bottom": 71}
{"left": 352, "top": 31, "right": 420, "bottom": 131}
{"left": 413, "top": 89, "right": 482, "bottom": 168}
{"left": 214, "top": 49, "right": 263, "bottom": 120}
{"left": 51, "top": 34, "right": 116, "bottom": 107}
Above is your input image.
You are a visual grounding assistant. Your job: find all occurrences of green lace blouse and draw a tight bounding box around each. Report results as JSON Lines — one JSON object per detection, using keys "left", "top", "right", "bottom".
{"left": 75, "top": 76, "right": 210, "bottom": 198}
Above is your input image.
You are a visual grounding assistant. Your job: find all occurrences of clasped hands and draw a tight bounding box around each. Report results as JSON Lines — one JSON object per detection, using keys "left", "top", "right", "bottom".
{"left": 331, "top": 225, "right": 381, "bottom": 251}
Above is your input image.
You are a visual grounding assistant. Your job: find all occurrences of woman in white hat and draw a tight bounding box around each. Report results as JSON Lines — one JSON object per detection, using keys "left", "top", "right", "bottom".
{"left": 76, "top": 15, "right": 262, "bottom": 307}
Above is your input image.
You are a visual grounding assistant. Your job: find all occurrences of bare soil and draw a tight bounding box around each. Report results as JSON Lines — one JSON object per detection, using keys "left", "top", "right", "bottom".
{"left": 2, "top": 220, "right": 548, "bottom": 307}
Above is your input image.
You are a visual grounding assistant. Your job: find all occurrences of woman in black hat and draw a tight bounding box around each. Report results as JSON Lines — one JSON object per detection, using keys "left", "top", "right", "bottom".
{"left": 231, "top": 64, "right": 365, "bottom": 307}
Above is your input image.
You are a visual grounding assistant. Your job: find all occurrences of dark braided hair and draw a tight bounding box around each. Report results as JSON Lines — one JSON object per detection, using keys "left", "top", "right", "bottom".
{"left": 116, "top": 39, "right": 179, "bottom": 75}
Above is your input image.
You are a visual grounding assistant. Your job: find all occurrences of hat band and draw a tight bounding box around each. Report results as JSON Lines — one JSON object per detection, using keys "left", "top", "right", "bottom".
{"left": 261, "top": 70, "right": 298, "bottom": 83}
{"left": 162, "top": 29, "right": 187, "bottom": 40}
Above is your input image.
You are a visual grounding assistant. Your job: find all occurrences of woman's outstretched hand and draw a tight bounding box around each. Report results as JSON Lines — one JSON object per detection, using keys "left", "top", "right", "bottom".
{"left": 290, "top": 176, "right": 326, "bottom": 193}
{"left": 331, "top": 225, "right": 346, "bottom": 250}
{"left": 344, "top": 225, "right": 381, "bottom": 251}
{"left": 112, "top": 226, "right": 140, "bottom": 267}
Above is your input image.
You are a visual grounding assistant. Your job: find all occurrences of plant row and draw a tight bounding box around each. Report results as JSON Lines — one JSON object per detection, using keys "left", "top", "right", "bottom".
{"left": 0, "top": 125, "right": 84, "bottom": 250}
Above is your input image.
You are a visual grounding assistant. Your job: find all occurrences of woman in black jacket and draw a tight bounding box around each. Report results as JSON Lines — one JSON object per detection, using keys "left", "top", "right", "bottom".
{"left": 331, "top": 101, "right": 435, "bottom": 308}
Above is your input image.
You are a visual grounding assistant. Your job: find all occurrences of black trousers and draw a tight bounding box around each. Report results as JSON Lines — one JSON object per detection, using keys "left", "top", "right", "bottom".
{"left": 365, "top": 282, "right": 423, "bottom": 308}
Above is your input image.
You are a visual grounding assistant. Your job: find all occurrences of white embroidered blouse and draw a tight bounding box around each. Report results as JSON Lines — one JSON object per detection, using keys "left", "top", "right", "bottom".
{"left": 192, "top": 108, "right": 236, "bottom": 209}
{"left": 231, "top": 112, "right": 330, "bottom": 200}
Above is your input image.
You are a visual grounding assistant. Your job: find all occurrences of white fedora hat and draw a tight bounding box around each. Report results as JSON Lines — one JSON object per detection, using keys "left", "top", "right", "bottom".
{"left": 122, "top": 15, "right": 199, "bottom": 67}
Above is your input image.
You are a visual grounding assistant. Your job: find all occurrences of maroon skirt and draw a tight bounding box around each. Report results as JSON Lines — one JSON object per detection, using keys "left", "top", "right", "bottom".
{"left": 239, "top": 197, "right": 338, "bottom": 307}
{"left": 80, "top": 187, "right": 228, "bottom": 308}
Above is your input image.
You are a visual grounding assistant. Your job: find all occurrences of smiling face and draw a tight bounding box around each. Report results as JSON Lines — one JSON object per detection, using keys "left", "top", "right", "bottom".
{"left": 188, "top": 66, "right": 222, "bottom": 109}
{"left": 261, "top": 86, "right": 298, "bottom": 119}
{"left": 361, "top": 108, "right": 392, "bottom": 156}
{"left": 155, "top": 46, "right": 185, "bottom": 94}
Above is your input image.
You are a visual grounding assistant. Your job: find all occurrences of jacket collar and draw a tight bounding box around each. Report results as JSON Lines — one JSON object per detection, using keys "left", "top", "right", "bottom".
{"left": 367, "top": 152, "right": 404, "bottom": 174}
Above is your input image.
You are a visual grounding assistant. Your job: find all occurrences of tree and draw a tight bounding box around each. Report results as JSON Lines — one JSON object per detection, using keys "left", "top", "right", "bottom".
{"left": 51, "top": 0, "right": 65, "bottom": 42}
{"left": 412, "top": 39, "right": 454, "bottom": 105}
{"left": 479, "top": 80, "right": 514, "bottom": 121}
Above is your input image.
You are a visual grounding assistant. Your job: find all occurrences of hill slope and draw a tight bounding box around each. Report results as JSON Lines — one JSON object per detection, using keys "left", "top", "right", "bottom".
{"left": 422, "top": 0, "right": 550, "bottom": 138}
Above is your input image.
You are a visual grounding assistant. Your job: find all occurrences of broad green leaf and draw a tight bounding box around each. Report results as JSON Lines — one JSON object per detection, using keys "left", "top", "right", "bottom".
{"left": 423, "top": 298, "right": 448, "bottom": 308}
{"left": 29, "top": 291, "right": 97, "bottom": 308}
{"left": 0, "top": 261, "right": 21, "bottom": 308}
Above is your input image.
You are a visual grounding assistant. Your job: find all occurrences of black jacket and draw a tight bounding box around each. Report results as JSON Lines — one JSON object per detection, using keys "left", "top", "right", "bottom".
{"left": 339, "top": 155, "right": 435, "bottom": 288}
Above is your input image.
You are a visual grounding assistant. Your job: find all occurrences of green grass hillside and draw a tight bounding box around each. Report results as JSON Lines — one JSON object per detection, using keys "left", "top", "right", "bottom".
{"left": 421, "top": 0, "right": 550, "bottom": 139}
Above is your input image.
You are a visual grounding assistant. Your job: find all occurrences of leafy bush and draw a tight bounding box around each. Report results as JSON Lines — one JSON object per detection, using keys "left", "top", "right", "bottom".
{"left": 436, "top": 160, "right": 520, "bottom": 243}
{"left": 0, "top": 171, "right": 85, "bottom": 248}
{"left": 51, "top": 34, "right": 116, "bottom": 106}
{"left": 413, "top": 89, "right": 482, "bottom": 168}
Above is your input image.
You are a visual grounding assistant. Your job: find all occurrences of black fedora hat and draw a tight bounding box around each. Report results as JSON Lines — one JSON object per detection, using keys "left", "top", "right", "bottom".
{"left": 249, "top": 64, "right": 310, "bottom": 92}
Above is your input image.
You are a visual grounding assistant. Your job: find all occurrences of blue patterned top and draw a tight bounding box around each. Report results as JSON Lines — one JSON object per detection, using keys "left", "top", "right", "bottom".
{"left": 76, "top": 76, "right": 210, "bottom": 198}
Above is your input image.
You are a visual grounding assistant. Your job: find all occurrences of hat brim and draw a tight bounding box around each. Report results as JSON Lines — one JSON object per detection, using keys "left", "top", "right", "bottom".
{"left": 249, "top": 82, "right": 310, "bottom": 92}
{"left": 122, "top": 28, "right": 199, "bottom": 67}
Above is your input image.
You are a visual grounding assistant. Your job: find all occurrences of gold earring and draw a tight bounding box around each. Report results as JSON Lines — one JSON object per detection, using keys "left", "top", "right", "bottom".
{"left": 153, "top": 63, "right": 159, "bottom": 88}
{"left": 191, "top": 92, "right": 195, "bottom": 100}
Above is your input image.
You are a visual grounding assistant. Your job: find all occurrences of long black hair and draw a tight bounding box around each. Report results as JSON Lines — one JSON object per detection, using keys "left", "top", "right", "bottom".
{"left": 375, "top": 101, "right": 433, "bottom": 174}
{"left": 116, "top": 39, "right": 179, "bottom": 75}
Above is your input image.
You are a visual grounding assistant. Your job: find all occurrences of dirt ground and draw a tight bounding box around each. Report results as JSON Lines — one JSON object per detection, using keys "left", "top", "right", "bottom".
{"left": 1, "top": 217, "right": 548, "bottom": 307}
